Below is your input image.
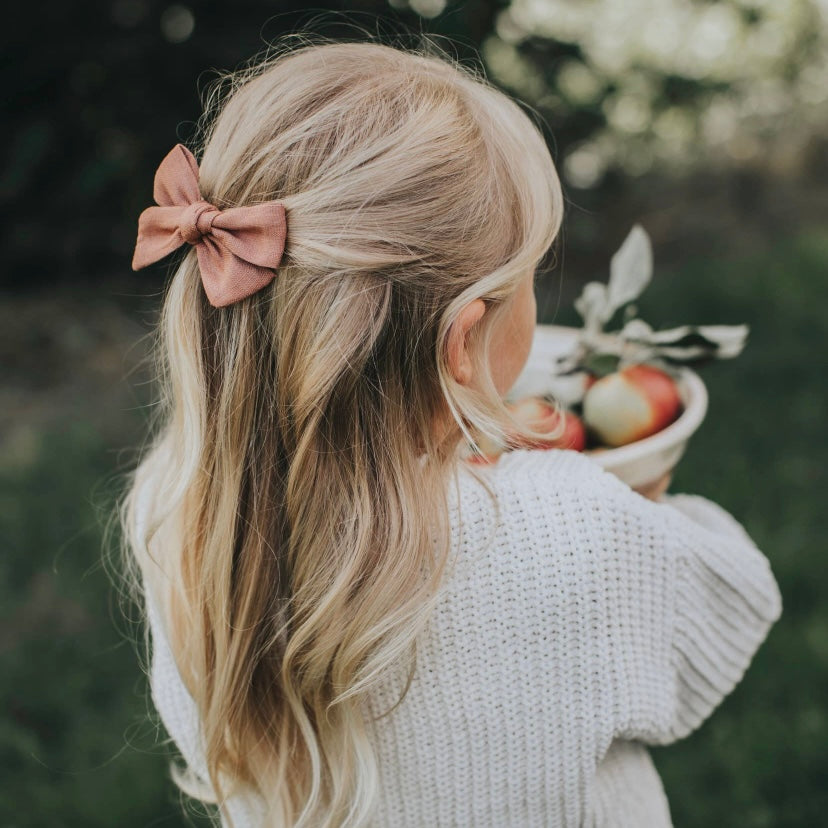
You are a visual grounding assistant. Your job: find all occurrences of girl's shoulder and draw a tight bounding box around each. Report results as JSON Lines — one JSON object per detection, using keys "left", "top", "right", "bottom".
{"left": 446, "top": 447, "right": 736, "bottom": 567}
{"left": 446, "top": 447, "right": 651, "bottom": 557}
{"left": 451, "top": 447, "right": 632, "bottom": 513}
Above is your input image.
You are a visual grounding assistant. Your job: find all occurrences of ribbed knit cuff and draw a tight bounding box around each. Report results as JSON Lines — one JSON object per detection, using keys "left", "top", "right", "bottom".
{"left": 653, "top": 495, "right": 782, "bottom": 743}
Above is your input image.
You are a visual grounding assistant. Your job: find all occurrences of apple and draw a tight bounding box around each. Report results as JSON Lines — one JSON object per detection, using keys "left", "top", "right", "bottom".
{"left": 463, "top": 398, "right": 587, "bottom": 464}
{"left": 506, "top": 397, "right": 587, "bottom": 452}
{"left": 582, "top": 363, "right": 682, "bottom": 447}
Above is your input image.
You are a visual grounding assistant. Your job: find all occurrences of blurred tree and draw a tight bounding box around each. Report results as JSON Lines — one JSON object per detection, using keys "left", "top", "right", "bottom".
{"left": 475, "top": 0, "right": 828, "bottom": 189}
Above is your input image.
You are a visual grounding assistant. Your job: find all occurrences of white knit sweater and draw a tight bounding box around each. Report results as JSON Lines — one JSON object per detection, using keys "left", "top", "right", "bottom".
{"left": 145, "top": 447, "right": 782, "bottom": 827}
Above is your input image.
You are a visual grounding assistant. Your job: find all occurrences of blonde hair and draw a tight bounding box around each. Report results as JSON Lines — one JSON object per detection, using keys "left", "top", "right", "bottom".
{"left": 122, "top": 35, "right": 564, "bottom": 827}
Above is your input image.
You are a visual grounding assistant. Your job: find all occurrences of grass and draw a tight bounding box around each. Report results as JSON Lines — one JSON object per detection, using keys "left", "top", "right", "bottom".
{"left": 1, "top": 229, "right": 826, "bottom": 825}
{"left": 0, "top": 423, "right": 200, "bottom": 827}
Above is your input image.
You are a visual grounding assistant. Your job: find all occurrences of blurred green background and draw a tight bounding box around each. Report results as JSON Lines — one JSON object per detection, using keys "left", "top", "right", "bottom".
{"left": 2, "top": 1, "right": 827, "bottom": 825}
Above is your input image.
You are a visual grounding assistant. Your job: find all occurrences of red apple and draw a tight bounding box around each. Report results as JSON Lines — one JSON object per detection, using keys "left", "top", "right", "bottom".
{"left": 582, "top": 363, "right": 682, "bottom": 447}
{"left": 506, "top": 397, "right": 587, "bottom": 452}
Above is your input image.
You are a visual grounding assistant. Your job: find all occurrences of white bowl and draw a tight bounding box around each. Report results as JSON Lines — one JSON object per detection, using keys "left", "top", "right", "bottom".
{"left": 509, "top": 324, "right": 709, "bottom": 489}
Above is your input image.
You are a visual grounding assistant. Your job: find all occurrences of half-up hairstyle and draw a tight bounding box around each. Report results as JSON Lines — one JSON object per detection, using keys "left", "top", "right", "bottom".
{"left": 122, "top": 36, "right": 564, "bottom": 827}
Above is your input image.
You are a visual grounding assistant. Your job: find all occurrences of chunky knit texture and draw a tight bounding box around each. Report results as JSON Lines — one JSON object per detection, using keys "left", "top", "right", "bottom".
{"left": 144, "top": 447, "right": 782, "bottom": 827}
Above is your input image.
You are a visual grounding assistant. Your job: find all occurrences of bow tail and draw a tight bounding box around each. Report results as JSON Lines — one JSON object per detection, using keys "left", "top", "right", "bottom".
{"left": 196, "top": 237, "right": 278, "bottom": 308}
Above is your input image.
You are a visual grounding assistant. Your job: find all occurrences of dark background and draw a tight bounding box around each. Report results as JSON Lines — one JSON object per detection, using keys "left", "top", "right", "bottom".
{"left": 2, "top": 1, "right": 827, "bottom": 825}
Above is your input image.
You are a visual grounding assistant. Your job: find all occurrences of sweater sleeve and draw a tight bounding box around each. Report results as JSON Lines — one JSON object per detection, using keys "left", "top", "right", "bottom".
{"left": 473, "top": 448, "right": 781, "bottom": 750}
{"left": 586, "top": 467, "right": 783, "bottom": 746}
{"left": 145, "top": 585, "right": 268, "bottom": 828}
{"left": 145, "top": 587, "right": 211, "bottom": 783}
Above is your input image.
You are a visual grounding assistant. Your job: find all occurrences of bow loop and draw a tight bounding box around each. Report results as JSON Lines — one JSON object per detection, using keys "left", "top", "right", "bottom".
{"left": 131, "top": 144, "right": 287, "bottom": 307}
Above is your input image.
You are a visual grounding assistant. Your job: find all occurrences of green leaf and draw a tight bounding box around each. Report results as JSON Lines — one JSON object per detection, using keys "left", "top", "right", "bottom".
{"left": 607, "top": 225, "right": 653, "bottom": 315}
{"left": 584, "top": 352, "right": 620, "bottom": 376}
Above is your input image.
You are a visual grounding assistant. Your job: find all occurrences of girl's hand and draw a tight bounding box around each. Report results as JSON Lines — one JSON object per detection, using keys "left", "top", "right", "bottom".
{"left": 633, "top": 471, "right": 673, "bottom": 502}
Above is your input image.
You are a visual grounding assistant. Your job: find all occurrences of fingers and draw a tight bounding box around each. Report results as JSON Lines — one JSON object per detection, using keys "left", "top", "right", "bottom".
{"left": 633, "top": 471, "right": 673, "bottom": 501}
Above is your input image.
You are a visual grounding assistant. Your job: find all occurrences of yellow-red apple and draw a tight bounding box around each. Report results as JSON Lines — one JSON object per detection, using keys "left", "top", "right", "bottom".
{"left": 582, "top": 363, "right": 682, "bottom": 447}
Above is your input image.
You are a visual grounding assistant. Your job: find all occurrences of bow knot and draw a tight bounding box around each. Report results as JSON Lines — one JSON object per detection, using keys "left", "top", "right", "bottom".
{"left": 178, "top": 200, "right": 219, "bottom": 245}
{"left": 131, "top": 144, "right": 287, "bottom": 307}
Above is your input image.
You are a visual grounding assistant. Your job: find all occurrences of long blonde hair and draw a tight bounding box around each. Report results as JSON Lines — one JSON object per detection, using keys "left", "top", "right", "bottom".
{"left": 122, "top": 36, "right": 563, "bottom": 827}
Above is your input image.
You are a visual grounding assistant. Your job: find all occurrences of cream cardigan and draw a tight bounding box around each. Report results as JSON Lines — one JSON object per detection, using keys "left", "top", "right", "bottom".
{"left": 145, "top": 447, "right": 782, "bottom": 826}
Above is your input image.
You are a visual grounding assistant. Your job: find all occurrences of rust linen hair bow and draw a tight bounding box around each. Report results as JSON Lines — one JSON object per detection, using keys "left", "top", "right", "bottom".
{"left": 131, "top": 144, "right": 287, "bottom": 307}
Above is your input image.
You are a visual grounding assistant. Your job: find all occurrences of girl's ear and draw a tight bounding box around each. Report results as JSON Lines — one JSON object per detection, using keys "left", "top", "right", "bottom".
{"left": 447, "top": 299, "right": 486, "bottom": 386}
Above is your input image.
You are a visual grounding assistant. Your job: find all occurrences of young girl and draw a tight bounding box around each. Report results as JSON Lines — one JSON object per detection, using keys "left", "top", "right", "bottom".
{"left": 123, "top": 39, "right": 782, "bottom": 828}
